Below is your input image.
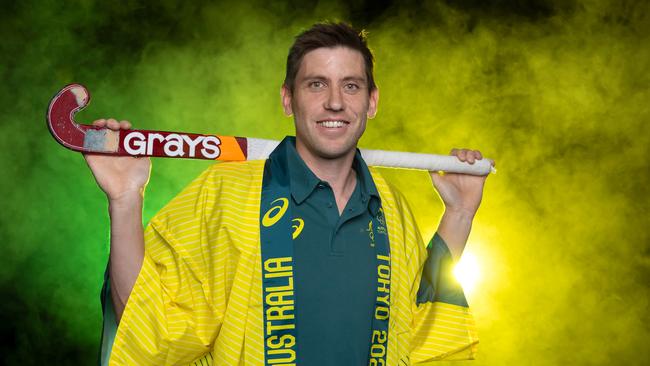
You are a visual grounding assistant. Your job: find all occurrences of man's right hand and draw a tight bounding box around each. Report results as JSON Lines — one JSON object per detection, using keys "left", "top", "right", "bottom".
{"left": 83, "top": 118, "right": 151, "bottom": 202}
{"left": 83, "top": 118, "right": 150, "bottom": 323}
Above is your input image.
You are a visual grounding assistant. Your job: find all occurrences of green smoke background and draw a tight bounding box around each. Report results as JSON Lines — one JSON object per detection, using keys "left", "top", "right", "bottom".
{"left": 1, "top": 0, "right": 648, "bottom": 364}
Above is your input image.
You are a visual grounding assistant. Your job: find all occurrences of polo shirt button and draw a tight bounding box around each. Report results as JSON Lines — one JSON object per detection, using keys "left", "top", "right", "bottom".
{"left": 327, "top": 202, "right": 333, "bottom": 208}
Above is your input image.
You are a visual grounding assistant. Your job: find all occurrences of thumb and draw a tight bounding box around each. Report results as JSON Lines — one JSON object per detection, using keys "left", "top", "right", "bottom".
{"left": 429, "top": 170, "right": 445, "bottom": 188}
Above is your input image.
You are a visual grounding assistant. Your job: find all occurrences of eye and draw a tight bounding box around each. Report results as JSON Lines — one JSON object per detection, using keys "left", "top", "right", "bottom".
{"left": 344, "top": 83, "right": 360, "bottom": 92}
{"left": 309, "top": 81, "right": 325, "bottom": 89}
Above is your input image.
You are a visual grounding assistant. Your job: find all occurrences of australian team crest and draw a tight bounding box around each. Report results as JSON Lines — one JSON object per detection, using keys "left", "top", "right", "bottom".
{"left": 376, "top": 208, "right": 387, "bottom": 235}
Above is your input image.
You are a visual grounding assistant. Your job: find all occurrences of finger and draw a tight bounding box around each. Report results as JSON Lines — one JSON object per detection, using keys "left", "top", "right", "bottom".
{"left": 450, "top": 148, "right": 459, "bottom": 156}
{"left": 106, "top": 118, "right": 120, "bottom": 130}
{"left": 92, "top": 119, "right": 107, "bottom": 127}
{"left": 457, "top": 149, "right": 468, "bottom": 162}
{"left": 466, "top": 150, "right": 477, "bottom": 164}
{"left": 119, "top": 120, "right": 132, "bottom": 129}
{"left": 469, "top": 150, "right": 483, "bottom": 164}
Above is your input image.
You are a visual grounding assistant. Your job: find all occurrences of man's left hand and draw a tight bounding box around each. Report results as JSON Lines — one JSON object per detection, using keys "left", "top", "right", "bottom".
{"left": 429, "top": 148, "right": 495, "bottom": 217}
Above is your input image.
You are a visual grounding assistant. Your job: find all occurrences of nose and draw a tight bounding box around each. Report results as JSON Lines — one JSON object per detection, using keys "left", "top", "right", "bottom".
{"left": 324, "top": 86, "right": 344, "bottom": 111}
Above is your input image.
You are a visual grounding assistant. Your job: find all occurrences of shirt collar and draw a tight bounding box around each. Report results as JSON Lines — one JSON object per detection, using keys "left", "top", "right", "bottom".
{"left": 282, "top": 136, "right": 381, "bottom": 216}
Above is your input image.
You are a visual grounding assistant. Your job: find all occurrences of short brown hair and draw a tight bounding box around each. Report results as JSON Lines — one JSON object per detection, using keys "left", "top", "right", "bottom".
{"left": 284, "top": 22, "right": 376, "bottom": 94}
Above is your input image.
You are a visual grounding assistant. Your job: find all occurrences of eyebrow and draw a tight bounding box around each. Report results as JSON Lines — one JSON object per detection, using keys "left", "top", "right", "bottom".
{"left": 342, "top": 76, "right": 367, "bottom": 84}
{"left": 301, "top": 75, "right": 367, "bottom": 84}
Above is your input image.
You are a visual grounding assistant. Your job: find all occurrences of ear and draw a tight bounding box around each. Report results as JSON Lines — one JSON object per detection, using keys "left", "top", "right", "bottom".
{"left": 367, "top": 87, "right": 379, "bottom": 119}
{"left": 281, "top": 84, "right": 293, "bottom": 116}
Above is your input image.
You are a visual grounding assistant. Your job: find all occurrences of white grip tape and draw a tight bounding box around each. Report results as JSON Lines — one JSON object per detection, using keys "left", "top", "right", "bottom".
{"left": 360, "top": 149, "right": 495, "bottom": 175}
{"left": 247, "top": 138, "right": 281, "bottom": 160}
{"left": 246, "top": 138, "right": 495, "bottom": 175}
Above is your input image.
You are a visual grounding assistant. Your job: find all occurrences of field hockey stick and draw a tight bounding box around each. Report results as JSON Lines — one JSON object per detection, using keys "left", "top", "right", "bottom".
{"left": 47, "top": 84, "right": 495, "bottom": 175}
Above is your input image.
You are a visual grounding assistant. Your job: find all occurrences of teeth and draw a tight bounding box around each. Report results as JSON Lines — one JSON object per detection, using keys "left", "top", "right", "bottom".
{"left": 319, "top": 120, "right": 346, "bottom": 128}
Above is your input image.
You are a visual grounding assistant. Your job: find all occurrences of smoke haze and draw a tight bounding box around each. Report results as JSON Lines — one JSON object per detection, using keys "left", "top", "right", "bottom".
{"left": 0, "top": 0, "right": 647, "bottom": 364}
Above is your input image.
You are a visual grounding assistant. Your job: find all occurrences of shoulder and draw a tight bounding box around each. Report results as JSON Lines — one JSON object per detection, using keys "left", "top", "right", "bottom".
{"left": 151, "top": 160, "right": 265, "bottom": 223}
{"left": 181, "top": 160, "right": 265, "bottom": 195}
{"left": 368, "top": 167, "right": 412, "bottom": 217}
{"left": 146, "top": 160, "right": 265, "bottom": 258}
{"left": 202, "top": 160, "right": 266, "bottom": 182}
{"left": 368, "top": 166, "right": 424, "bottom": 258}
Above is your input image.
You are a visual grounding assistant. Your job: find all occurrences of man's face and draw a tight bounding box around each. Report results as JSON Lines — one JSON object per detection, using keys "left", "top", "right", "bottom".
{"left": 281, "top": 46, "right": 379, "bottom": 162}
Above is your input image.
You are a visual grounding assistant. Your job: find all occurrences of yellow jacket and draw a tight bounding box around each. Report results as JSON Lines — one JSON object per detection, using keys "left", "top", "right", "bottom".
{"left": 101, "top": 161, "right": 478, "bottom": 365}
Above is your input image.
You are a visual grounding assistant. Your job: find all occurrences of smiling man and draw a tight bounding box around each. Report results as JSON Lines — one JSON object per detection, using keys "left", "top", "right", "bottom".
{"left": 88, "top": 22, "right": 490, "bottom": 365}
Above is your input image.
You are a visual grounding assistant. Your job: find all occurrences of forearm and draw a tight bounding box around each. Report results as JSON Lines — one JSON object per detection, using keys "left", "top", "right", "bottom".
{"left": 436, "top": 208, "right": 475, "bottom": 261}
{"left": 108, "top": 193, "right": 145, "bottom": 323}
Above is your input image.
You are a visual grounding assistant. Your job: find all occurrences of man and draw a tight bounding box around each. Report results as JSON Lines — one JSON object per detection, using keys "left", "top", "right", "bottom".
{"left": 86, "top": 22, "right": 493, "bottom": 365}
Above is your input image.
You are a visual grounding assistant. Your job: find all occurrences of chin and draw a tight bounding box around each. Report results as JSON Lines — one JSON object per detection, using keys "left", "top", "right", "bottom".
{"left": 313, "top": 142, "right": 357, "bottom": 160}
{"left": 296, "top": 130, "right": 360, "bottom": 161}
{"left": 316, "top": 150, "right": 348, "bottom": 160}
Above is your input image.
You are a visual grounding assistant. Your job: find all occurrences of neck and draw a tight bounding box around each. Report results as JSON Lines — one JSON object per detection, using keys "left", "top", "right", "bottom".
{"left": 295, "top": 143, "right": 357, "bottom": 214}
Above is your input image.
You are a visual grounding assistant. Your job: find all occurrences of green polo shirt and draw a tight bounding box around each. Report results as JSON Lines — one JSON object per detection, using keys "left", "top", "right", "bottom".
{"left": 284, "top": 138, "right": 381, "bottom": 365}
{"left": 282, "top": 138, "right": 454, "bottom": 364}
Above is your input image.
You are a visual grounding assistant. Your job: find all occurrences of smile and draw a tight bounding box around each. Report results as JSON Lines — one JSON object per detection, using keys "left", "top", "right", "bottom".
{"left": 317, "top": 120, "right": 349, "bottom": 128}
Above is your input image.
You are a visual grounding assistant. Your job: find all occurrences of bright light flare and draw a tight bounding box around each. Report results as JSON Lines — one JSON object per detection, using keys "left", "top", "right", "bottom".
{"left": 454, "top": 251, "right": 480, "bottom": 296}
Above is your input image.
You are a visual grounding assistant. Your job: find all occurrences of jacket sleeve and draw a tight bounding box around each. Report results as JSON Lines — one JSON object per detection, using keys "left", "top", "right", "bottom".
{"left": 101, "top": 166, "right": 225, "bottom": 366}
{"left": 389, "top": 187, "right": 479, "bottom": 363}
{"left": 409, "top": 232, "right": 479, "bottom": 363}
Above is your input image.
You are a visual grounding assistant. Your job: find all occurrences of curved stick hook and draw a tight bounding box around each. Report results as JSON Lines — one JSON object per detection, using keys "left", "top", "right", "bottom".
{"left": 47, "top": 84, "right": 104, "bottom": 152}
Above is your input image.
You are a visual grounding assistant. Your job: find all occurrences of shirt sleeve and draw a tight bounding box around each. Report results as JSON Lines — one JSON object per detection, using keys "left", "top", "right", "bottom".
{"left": 409, "top": 233, "right": 479, "bottom": 363}
{"left": 100, "top": 167, "right": 224, "bottom": 366}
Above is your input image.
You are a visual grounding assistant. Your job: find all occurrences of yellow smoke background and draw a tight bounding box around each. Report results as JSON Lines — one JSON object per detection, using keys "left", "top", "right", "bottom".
{"left": 0, "top": 0, "right": 647, "bottom": 363}
{"left": 370, "top": 2, "right": 650, "bottom": 365}
{"left": 121, "top": 2, "right": 650, "bottom": 364}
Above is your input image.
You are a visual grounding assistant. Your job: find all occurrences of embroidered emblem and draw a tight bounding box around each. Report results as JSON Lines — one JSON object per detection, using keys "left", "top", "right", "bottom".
{"left": 367, "top": 220, "right": 376, "bottom": 247}
{"left": 376, "top": 208, "right": 387, "bottom": 235}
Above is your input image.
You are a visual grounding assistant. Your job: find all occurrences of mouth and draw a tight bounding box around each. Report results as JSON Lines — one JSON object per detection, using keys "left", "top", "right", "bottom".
{"left": 316, "top": 119, "right": 350, "bottom": 128}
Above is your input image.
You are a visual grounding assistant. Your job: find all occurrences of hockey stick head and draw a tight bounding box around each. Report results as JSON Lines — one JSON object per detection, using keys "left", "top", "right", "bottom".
{"left": 47, "top": 84, "right": 93, "bottom": 152}
{"left": 45, "top": 83, "right": 245, "bottom": 159}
